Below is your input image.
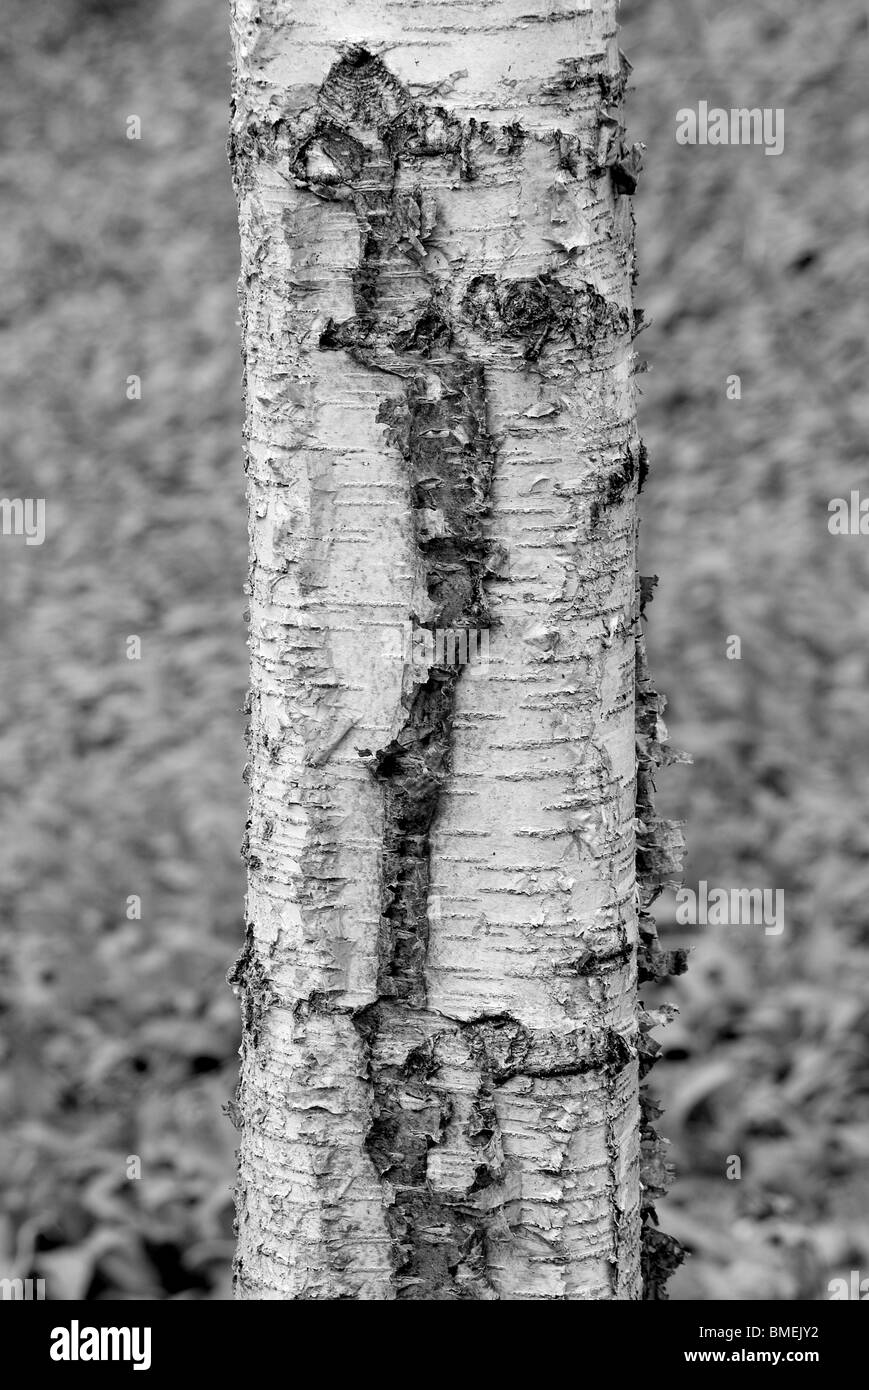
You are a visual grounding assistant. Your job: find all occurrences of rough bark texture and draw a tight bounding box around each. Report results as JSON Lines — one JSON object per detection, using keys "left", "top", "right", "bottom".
{"left": 229, "top": 0, "right": 683, "bottom": 1300}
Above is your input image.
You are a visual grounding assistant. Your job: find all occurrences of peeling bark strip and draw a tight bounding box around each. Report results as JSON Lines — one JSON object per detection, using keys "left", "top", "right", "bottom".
{"left": 634, "top": 570, "right": 689, "bottom": 1297}
{"left": 230, "top": 0, "right": 680, "bottom": 1300}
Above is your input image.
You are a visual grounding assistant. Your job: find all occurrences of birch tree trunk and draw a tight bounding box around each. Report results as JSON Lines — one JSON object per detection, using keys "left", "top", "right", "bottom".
{"left": 228, "top": 0, "right": 683, "bottom": 1301}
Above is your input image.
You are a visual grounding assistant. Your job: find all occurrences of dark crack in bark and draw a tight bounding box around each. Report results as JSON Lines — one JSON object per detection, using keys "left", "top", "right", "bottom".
{"left": 373, "top": 364, "right": 493, "bottom": 1005}
{"left": 295, "top": 50, "right": 495, "bottom": 1017}
{"left": 296, "top": 48, "right": 502, "bottom": 1297}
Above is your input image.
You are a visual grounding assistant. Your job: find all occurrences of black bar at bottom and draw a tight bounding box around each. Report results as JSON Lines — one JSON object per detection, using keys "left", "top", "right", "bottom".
{"left": 1, "top": 1298, "right": 861, "bottom": 1376}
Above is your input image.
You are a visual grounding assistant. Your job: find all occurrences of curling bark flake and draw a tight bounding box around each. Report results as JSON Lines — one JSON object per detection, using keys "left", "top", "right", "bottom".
{"left": 229, "top": 0, "right": 684, "bottom": 1300}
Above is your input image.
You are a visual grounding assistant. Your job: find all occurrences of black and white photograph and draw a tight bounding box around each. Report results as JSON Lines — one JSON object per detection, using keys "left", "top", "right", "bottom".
{"left": 1, "top": 0, "right": 867, "bottom": 1345}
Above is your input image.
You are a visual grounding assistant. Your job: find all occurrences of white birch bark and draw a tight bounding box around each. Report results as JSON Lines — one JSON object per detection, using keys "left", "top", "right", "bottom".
{"left": 228, "top": 0, "right": 681, "bottom": 1301}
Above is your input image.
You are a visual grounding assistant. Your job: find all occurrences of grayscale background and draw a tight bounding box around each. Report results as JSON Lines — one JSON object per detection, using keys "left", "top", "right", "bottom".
{"left": 1, "top": 0, "right": 866, "bottom": 1299}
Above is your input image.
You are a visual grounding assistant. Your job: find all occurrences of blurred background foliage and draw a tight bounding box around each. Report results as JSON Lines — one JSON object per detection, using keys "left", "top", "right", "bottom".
{"left": 0, "top": 0, "right": 866, "bottom": 1299}
{"left": 625, "top": 0, "right": 869, "bottom": 1300}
